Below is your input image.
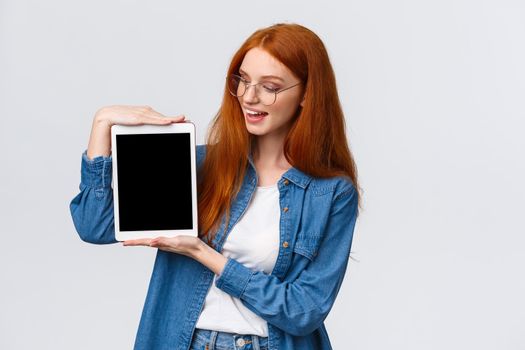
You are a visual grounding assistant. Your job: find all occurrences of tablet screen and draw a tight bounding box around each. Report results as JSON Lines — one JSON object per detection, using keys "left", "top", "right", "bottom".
{"left": 115, "top": 133, "right": 193, "bottom": 231}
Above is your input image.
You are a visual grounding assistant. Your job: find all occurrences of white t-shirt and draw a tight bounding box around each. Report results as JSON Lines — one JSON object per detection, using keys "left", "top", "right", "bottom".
{"left": 195, "top": 183, "right": 281, "bottom": 337}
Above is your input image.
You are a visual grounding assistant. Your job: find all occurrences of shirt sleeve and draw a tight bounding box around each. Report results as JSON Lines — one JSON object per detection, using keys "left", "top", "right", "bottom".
{"left": 214, "top": 184, "right": 359, "bottom": 336}
{"left": 69, "top": 150, "right": 117, "bottom": 244}
{"left": 69, "top": 144, "right": 208, "bottom": 245}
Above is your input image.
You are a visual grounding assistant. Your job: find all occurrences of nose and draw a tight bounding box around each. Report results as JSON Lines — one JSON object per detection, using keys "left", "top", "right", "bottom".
{"left": 242, "top": 84, "right": 259, "bottom": 104}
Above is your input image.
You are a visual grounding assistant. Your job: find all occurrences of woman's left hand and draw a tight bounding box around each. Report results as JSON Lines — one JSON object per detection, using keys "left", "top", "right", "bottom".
{"left": 122, "top": 236, "right": 205, "bottom": 259}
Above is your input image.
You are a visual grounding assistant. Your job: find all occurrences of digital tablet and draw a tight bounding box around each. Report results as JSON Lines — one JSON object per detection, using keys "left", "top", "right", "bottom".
{"left": 110, "top": 122, "right": 198, "bottom": 241}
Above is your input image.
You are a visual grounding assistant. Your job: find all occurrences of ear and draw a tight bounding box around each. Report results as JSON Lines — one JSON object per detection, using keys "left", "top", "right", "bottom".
{"left": 300, "top": 94, "right": 306, "bottom": 107}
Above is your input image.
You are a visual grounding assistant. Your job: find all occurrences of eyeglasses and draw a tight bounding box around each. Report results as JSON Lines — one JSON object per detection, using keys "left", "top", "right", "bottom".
{"left": 227, "top": 74, "right": 301, "bottom": 106}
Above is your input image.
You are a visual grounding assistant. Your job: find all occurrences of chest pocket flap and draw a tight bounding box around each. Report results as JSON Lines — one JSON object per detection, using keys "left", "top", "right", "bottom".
{"left": 293, "top": 231, "right": 322, "bottom": 261}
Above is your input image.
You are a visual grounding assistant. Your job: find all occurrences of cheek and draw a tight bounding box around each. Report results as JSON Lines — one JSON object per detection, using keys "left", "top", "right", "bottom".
{"left": 271, "top": 99, "right": 301, "bottom": 122}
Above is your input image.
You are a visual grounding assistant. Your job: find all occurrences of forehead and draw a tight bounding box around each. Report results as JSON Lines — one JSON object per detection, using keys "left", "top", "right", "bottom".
{"left": 239, "top": 47, "right": 292, "bottom": 79}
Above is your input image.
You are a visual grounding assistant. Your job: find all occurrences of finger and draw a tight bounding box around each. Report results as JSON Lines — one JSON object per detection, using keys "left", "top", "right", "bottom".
{"left": 131, "top": 106, "right": 174, "bottom": 123}
{"left": 163, "top": 117, "right": 186, "bottom": 124}
{"left": 150, "top": 237, "right": 169, "bottom": 247}
{"left": 169, "top": 115, "right": 186, "bottom": 123}
{"left": 140, "top": 113, "right": 175, "bottom": 124}
{"left": 123, "top": 238, "right": 153, "bottom": 246}
{"left": 142, "top": 112, "right": 185, "bottom": 125}
{"left": 136, "top": 106, "right": 184, "bottom": 122}
{"left": 142, "top": 108, "right": 168, "bottom": 119}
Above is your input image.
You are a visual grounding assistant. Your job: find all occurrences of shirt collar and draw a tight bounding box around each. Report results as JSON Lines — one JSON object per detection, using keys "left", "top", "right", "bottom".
{"left": 247, "top": 152, "right": 313, "bottom": 189}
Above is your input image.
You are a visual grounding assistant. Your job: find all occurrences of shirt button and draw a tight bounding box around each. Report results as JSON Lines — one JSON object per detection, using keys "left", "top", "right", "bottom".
{"left": 282, "top": 241, "right": 289, "bottom": 248}
{"left": 283, "top": 207, "right": 289, "bottom": 212}
{"left": 236, "top": 338, "right": 246, "bottom": 346}
{"left": 283, "top": 179, "right": 289, "bottom": 185}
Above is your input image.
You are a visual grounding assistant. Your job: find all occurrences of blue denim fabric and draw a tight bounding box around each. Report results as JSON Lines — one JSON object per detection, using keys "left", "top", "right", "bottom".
{"left": 70, "top": 144, "right": 359, "bottom": 350}
{"left": 190, "top": 328, "right": 268, "bottom": 350}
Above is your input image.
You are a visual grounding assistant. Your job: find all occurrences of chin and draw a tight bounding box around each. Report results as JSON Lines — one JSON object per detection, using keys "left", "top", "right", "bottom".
{"left": 245, "top": 124, "right": 268, "bottom": 136}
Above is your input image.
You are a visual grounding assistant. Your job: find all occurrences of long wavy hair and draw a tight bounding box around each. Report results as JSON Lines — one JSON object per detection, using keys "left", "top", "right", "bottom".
{"left": 198, "top": 23, "right": 361, "bottom": 246}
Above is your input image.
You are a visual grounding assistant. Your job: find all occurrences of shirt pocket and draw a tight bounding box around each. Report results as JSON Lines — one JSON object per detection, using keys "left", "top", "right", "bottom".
{"left": 94, "top": 187, "right": 111, "bottom": 200}
{"left": 293, "top": 231, "right": 322, "bottom": 261}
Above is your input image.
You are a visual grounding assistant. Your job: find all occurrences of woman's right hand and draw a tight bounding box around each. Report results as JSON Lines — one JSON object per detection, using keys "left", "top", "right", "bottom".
{"left": 86, "top": 105, "right": 186, "bottom": 160}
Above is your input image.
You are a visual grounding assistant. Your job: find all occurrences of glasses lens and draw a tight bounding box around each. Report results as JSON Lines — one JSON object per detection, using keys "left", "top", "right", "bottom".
{"left": 259, "top": 88, "right": 276, "bottom": 106}
{"left": 227, "top": 75, "right": 244, "bottom": 97}
{"left": 227, "top": 75, "right": 277, "bottom": 105}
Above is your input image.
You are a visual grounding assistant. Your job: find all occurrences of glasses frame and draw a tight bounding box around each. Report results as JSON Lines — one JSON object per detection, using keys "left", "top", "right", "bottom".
{"left": 227, "top": 74, "right": 302, "bottom": 106}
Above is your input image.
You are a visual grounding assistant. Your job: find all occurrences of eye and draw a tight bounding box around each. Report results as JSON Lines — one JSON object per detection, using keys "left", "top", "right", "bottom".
{"left": 262, "top": 84, "right": 280, "bottom": 93}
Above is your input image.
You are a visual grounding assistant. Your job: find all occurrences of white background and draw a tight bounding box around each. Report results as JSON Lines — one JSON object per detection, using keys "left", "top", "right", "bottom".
{"left": 1, "top": 0, "right": 524, "bottom": 349}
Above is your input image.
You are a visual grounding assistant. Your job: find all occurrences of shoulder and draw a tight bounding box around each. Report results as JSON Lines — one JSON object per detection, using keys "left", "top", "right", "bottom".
{"left": 308, "top": 175, "right": 356, "bottom": 201}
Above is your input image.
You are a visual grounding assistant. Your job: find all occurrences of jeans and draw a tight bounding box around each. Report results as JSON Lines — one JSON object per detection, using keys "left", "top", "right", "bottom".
{"left": 189, "top": 328, "right": 269, "bottom": 350}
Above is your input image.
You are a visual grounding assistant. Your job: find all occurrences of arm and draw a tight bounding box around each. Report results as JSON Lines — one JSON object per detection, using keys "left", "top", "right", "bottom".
{"left": 117, "top": 156, "right": 357, "bottom": 335}
{"left": 212, "top": 184, "right": 359, "bottom": 336}
{"left": 69, "top": 107, "right": 186, "bottom": 244}
{"left": 69, "top": 150, "right": 118, "bottom": 244}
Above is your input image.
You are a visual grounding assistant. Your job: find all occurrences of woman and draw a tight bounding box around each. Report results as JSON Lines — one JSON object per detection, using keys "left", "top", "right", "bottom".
{"left": 70, "top": 23, "right": 361, "bottom": 350}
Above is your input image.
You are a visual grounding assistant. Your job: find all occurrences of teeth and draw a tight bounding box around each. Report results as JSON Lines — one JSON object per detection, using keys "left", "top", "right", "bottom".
{"left": 247, "top": 109, "right": 266, "bottom": 115}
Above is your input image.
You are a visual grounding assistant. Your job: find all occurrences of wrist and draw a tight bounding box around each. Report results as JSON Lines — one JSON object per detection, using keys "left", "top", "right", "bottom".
{"left": 94, "top": 111, "right": 112, "bottom": 128}
{"left": 86, "top": 115, "right": 112, "bottom": 160}
{"left": 194, "top": 239, "right": 210, "bottom": 258}
{"left": 194, "top": 239, "right": 228, "bottom": 275}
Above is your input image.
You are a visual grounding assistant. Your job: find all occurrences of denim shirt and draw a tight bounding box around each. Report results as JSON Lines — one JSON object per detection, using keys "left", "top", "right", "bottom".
{"left": 70, "top": 144, "right": 359, "bottom": 350}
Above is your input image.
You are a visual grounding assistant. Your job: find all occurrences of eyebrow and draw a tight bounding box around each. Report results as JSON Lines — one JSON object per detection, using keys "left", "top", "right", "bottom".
{"left": 239, "top": 69, "right": 284, "bottom": 82}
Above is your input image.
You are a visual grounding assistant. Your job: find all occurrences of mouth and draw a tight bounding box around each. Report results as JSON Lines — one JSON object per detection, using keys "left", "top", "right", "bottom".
{"left": 244, "top": 108, "right": 268, "bottom": 122}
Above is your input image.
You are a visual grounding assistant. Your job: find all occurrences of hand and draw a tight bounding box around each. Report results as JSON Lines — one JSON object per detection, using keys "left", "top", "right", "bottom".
{"left": 94, "top": 105, "right": 186, "bottom": 128}
{"left": 122, "top": 235, "right": 206, "bottom": 259}
{"left": 86, "top": 105, "right": 187, "bottom": 160}
{"left": 122, "top": 235, "right": 229, "bottom": 275}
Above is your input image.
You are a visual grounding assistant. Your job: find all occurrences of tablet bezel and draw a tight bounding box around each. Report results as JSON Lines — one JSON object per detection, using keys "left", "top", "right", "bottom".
{"left": 110, "top": 122, "right": 198, "bottom": 241}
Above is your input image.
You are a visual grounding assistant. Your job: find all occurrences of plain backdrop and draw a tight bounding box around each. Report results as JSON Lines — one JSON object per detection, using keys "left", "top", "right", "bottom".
{"left": 1, "top": 0, "right": 524, "bottom": 349}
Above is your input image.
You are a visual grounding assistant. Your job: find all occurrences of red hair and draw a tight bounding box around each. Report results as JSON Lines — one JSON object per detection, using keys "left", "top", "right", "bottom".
{"left": 198, "top": 23, "right": 361, "bottom": 245}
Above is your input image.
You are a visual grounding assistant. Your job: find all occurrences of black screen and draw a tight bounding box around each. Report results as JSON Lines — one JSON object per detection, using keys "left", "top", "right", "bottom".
{"left": 115, "top": 133, "right": 193, "bottom": 231}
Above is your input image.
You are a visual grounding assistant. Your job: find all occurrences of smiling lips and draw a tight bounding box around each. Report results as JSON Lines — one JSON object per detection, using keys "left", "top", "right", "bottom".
{"left": 246, "top": 108, "right": 268, "bottom": 116}
{"left": 245, "top": 108, "right": 268, "bottom": 122}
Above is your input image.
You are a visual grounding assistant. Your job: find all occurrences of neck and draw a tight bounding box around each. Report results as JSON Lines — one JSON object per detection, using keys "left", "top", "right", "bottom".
{"left": 252, "top": 132, "right": 291, "bottom": 170}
